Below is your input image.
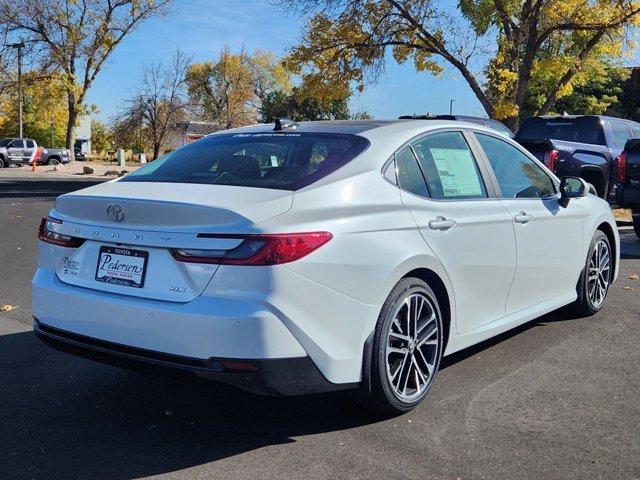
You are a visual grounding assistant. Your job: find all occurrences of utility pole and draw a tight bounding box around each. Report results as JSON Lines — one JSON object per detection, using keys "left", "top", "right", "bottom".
{"left": 5, "top": 42, "right": 26, "bottom": 138}
{"left": 449, "top": 99, "right": 456, "bottom": 115}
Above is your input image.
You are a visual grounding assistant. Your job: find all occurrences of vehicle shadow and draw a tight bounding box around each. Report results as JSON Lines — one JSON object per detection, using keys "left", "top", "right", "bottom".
{"left": 0, "top": 179, "right": 103, "bottom": 199}
{"left": 1, "top": 305, "right": 583, "bottom": 480}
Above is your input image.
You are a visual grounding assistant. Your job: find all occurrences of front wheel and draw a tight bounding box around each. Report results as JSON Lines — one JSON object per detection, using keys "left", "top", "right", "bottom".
{"left": 352, "top": 277, "right": 443, "bottom": 414}
{"left": 573, "top": 230, "right": 612, "bottom": 316}
{"left": 633, "top": 214, "right": 640, "bottom": 240}
{"left": 0, "top": 157, "right": 7, "bottom": 168}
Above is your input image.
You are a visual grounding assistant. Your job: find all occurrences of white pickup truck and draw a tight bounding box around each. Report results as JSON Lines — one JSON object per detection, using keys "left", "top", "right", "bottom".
{"left": 0, "top": 138, "right": 71, "bottom": 167}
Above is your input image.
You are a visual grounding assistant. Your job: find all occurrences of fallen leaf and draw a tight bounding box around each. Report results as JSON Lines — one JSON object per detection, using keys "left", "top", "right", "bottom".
{"left": 623, "top": 286, "right": 633, "bottom": 291}
{"left": 628, "top": 274, "right": 639, "bottom": 280}
{"left": 1, "top": 305, "right": 16, "bottom": 312}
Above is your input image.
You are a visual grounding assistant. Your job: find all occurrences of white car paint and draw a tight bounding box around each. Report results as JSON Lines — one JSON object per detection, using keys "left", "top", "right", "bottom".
{"left": 32, "top": 120, "right": 620, "bottom": 390}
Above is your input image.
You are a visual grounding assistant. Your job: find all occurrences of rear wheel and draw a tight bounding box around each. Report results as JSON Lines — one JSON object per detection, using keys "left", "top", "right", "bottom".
{"left": 633, "top": 214, "right": 640, "bottom": 240}
{"left": 352, "top": 277, "right": 443, "bottom": 414}
{"left": 47, "top": 157, "right": 60, "bottom": 166}
{"left": 573, "top": 230, "right": 612, "bottom": 315}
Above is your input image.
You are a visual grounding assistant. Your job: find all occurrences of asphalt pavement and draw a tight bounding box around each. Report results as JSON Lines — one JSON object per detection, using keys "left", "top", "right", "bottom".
{"left": 1, "top": 175, "right": 639, "bottom": 480}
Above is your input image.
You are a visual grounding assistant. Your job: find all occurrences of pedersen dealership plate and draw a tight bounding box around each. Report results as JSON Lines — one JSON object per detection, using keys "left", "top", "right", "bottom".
{"left": 95, "top": 246, "right": 148, "bottom": 288}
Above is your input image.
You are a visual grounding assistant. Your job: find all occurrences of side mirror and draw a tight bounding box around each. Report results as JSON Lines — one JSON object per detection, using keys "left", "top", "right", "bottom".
{"left": 560, "top": 176, "right": 589, "bottom": 201}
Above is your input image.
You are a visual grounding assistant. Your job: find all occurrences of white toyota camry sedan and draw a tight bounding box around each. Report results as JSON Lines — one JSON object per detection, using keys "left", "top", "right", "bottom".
{"left": 33, "top": 118, "right": 619, "bottom": 414}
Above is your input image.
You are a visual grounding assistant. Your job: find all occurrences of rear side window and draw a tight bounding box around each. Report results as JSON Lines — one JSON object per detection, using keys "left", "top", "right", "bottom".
{"left": 121, "top": 133, "right": 369, "bottom": 190}
{"left": 395, "top": 147, "right": 429, "bottom": 197}
{"left": 517, "top": 118, "right": 605, "bottom": 145}
{"left": 476, "top": 133, "right": 556, "bottom": 199}
{"left": 411, "top": 132, "right": 487, "bottom": 199}
{"left": 26, "top": 140, "right": 35, "bottom": 148}
{"left": 609, "top": 122, "right": 632, "bottom": 150}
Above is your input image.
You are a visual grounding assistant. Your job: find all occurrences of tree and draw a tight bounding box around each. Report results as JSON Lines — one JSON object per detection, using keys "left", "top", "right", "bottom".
{"left": 91, "top": 119, "right": 112, "bottom": 154}
{"left": 186, "top": 47, "right": 292, "bottom": 129}
{"left": 0, "top": 71, "right": 68, "bottom": 146}
{"left": 113, "top": 51, "right": 190, "bottom": 159}
{"left": 0, "top": 0, "right": 172, "bottom": 158}
{"left": 281, "top": 0, "right": 640, "bottom": 129}
{"left": 259, "top": 83, "right": 370, "bottom": 122}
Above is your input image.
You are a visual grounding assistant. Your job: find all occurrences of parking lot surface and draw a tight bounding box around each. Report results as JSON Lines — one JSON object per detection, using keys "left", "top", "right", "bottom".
{"left": 1, "top": 176, "right": 639, "bottom": 480}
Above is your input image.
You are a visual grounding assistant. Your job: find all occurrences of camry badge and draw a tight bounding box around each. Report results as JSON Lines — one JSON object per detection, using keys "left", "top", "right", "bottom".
{"left": 106, "top": 203, "right": 125, "bottom": 222}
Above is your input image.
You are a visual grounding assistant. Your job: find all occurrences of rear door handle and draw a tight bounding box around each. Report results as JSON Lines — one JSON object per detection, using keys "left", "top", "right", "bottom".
{"left": 428, "top": 216, "right": 457, "bottom": 231}
{"left": 514, "top": 211, "right": 533, "bottom": 224}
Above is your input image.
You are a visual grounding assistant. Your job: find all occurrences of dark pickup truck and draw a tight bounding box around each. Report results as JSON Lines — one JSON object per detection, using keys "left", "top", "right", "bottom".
{"left": 516, "top": 115, "right": 640, "bottom": 199}
{"left": 614, "top": 139, "right": 640, "bottom": 238}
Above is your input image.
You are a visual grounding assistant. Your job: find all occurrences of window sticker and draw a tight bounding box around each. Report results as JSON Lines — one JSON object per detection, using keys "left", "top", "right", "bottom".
{"left": 429, "top": 148, "right": 484, "bottom": 197}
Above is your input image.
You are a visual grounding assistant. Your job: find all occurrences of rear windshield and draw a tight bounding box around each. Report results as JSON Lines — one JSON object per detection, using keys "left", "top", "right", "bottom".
{"left": 517, "top": 118, "right": 606, "bottom": 145}
{"left": 121, "top": 133, "right": 370, "bottom": 190}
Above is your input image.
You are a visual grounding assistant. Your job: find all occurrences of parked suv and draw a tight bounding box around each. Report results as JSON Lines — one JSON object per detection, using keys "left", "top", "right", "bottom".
{"left": 516, "top": 115, "right": 640, "bottom": 199}
{"left": 614, "top": 139, "right": 640, "bottom": 238}
{"left": 0, "top": 138, "right": 71, "bottom": 167}
{"left": 399, "top": 114, "right": 514, "bottom": 138}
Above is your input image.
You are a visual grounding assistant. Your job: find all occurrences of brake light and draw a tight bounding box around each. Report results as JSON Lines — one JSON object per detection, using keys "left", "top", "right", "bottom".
{"left": 617, "top": 151, "right": 628, "bottom": 182}
{"left": 544, "top": 150, "right": 560, "bottom": 173}
{"left": 171, "top": 232, "right": 333, "bottom": 266}
{"left": 38, "top": 217, "right": 85, "bottom": 248}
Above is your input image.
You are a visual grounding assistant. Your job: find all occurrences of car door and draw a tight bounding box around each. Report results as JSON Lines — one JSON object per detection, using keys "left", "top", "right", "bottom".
{"left": 472, "top": 132, "right": 584, "bottom": 314}
{"left": 396, "top": 130, "right": 517, "bottom": 334}
{"left": 7, "top": 140, "right": 25, "bottom": 163}
{"left": 24, "top": 139, "right": 36, "bottom": 164}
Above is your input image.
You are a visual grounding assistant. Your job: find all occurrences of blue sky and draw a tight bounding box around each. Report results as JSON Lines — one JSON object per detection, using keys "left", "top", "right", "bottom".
{"left": 90, "top": 0, "right": 640, "bottom": 122}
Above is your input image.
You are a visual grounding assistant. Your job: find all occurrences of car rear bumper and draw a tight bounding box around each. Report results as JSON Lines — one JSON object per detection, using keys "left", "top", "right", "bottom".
{"left": 34, "top": 318, "right": 354, "bottom": 395}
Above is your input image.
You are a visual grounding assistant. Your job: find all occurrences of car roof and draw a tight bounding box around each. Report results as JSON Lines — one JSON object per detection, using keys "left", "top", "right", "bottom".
{"left": 529, "top": 115, "right": 640, "bottom": 125}
{"left": 211, "top": 120, "right": 407, "bottom": 136}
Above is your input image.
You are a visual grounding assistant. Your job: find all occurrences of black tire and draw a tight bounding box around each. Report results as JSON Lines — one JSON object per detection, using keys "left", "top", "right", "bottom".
{"left": 572, "top": 230, "right": 612, "bottom": 316}
{"left": 47, "top": 157, "right": 60, "bottom": 166}
{"left": 633, "top": 214, "right": 640, "bottom": 240}
{"left": 0, "top": 156, "right": 7, "bottom": 168}
{"left": 351, "top": 277, "right": 444, "bottom": 415}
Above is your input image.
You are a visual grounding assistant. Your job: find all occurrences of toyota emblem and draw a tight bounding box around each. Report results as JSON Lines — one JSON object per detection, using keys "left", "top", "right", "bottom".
{"left": 107, "top": 203, "right": 125, "bottom": 222}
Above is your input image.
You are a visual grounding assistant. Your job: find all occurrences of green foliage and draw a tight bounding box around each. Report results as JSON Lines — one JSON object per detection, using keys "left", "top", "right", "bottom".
{"left": 91, "top": 120, "right": 113, "bottom": 154}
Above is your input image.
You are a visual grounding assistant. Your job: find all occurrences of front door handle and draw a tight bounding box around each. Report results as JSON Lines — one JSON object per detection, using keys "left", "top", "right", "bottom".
{"left": 514, "top": 211, "right": 533, "bottom": 224}
{"left": 428, "top": 216, "right": 457, "bottom": 231}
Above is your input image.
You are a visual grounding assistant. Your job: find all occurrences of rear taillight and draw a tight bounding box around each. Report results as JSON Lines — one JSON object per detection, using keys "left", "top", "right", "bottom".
{"left": 171, "top": 232, "right": 333, "bottom": 266}
{"left": 544, "top": 150, "right": 560, "bottom": 173}
{"left": 617, "top": 151, "right": 628, "bottom": 182}
{"left": 38, "top": 217, "right": 85, "bottom": 248}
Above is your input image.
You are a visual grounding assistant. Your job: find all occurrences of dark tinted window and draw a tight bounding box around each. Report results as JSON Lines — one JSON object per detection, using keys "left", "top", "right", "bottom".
{"left": 8, "top": 140, "right": 24, "bottom": 148}
{"left": 609, "top": 122, "right": 632, "bottom": 150}
{"left": 412, "top": 132, "right": 487, "bottom": 199}
{"left": 0, "top": 139, "right": 11, "bottom": 147}
{"left": 121, "top": 133, "right": 369, "bottom": 190}
{"left": 395, "top": 147, "right": 429, "bottom": 197}
{"left": 26, "top": 140, "right": 35, "bottom": 148}
{"left": 517, "top": 118, "right": 605, "bottom": 145}
{"left": 476, "top": 133, "right": 556, "bottom": 198}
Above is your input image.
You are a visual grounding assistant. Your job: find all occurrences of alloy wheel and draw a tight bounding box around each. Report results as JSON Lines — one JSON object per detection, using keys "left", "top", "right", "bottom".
{"left": 587, "top": 239, "right": 611, "bottom": 308}
{"left": 386, "top": 292, "right": 440, "bottom": 401}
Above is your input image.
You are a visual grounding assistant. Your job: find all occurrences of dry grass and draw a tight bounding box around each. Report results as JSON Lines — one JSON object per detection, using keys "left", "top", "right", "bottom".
{"left": 613, "top": 209, "right": 633, "bottom": 222}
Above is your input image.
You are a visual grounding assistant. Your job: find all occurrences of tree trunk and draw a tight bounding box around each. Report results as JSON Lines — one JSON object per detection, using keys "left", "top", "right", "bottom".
{"left": 153, "top": 143, "right": 161, "bottom": 160}
{"left": 65, "top": 93, "right": 78, "bottom": 162}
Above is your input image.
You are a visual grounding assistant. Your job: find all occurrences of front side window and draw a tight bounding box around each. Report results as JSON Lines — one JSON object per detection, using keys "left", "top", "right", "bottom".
{"left": 411, "top": 131, "right": 487, "bottom": 199}
{"left": 395, "top": 147, "right": 429, "bottom": 197}
{"left": 121, "top": 133, "right": 369, "bottom": 190}
{"left": 476, "top": 133, "right": 556, "bottom": 199}
{"left": 9, "top": 140, "right": 24, "bottom": 148}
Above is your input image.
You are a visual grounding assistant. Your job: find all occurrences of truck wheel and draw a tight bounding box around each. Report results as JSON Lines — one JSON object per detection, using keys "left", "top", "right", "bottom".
{"left": 47, "top": 157, "right": 60, "bottom": 166}
{"left": 0, "top": 157, "right": 7, "bottom": 168}
{"left": 633, "top": 214, "right": 640, "bottom": 240}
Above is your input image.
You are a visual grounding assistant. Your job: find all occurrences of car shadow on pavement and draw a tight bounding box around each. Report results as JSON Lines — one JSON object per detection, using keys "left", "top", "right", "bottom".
{"left": 0, "top": 305, "right": 585, "bottom": 480}
{"left": 0, "top": 329, "right": 385, "bottom": 480}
